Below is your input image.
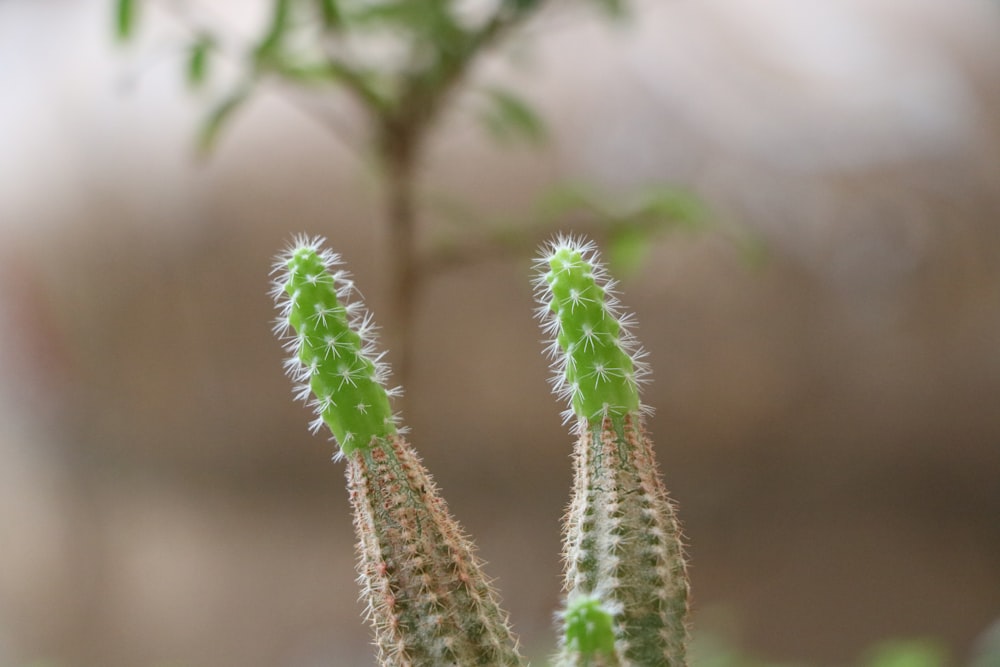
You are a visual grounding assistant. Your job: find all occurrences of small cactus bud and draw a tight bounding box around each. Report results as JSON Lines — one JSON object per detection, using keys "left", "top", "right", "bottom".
{"left": 560, "top": 594, "right": 621, "bottom": 667}
{"left": 535, "top": 236, "right": 689, "bottom": 667}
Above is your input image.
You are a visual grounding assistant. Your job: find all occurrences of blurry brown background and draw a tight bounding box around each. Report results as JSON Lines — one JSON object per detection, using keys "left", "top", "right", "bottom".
{"left": 1, "top": 0, "right": 999, "bottom": 665}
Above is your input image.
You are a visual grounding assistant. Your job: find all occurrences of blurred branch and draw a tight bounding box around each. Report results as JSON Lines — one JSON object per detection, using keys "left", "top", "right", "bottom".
{"left": 419, "top": 184, "right": 721, "bottom": 279}
{"left": 150, "top": 0, "right": 368, "bottom": 159}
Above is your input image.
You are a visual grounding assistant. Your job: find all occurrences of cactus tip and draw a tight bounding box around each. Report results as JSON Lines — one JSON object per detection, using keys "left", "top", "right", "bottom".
{"left": 533, "top": 235, "right": 651, "bottom": 429}
{"left": 271, "top": 235, "right": 401, "bottom": 456}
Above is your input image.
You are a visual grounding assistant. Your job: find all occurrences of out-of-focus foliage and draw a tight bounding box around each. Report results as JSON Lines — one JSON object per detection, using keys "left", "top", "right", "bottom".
{"left": 864, "top": 640, "right": 948, "bottom": 667}
{"left": 691, "top": 632, "right": 800, "bottom": 667}
{"left": 186, "top": 33, "right": 213, "bottom": 89}
{"left": 478, "top": 87, "right": 548, "bottom": 146}
{"left": 422, "top": 182, "right": 717, "bottom": 277}
{"left": 538, "top": 183, "right": 710, "bottom": 276}
{"left": 198, "top": 85, "right": 252, "bottom": 153}
{"left": 114, "top": 1, "right": 715, "bottom": 274}
{"left": 691, "top": 634, "right": 953, "bottom": 667}
{"left": 114, "top": 0, "right": 137, "bottom": 41}
{"left": 115, "top": 0, "right": 547, "bottom": 155}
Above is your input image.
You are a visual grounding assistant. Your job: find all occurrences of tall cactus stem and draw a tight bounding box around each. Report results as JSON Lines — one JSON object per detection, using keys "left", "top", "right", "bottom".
{"left": 559, "top": 414, "right": 688, "bottom": 666}
{"left": 348, "top": 435, "right": 524, "bottom": 667}
{"left": 535, "top": 235, "right": 689, "bottom": 667}
{"left": 272, "top": 236, "right": 524, "bottom": 666}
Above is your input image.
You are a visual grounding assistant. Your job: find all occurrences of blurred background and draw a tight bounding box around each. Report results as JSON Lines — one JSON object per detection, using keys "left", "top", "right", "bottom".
{"left": 1, "top": 0, "right": 999, "bottom": 665}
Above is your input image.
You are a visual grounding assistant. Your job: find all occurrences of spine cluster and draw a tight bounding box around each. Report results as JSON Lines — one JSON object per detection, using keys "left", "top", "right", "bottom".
{"left": 535, "top": 236, "right": 689, "bottom": 667}
{"left": 272, "top": 236, "right": 523, "bottom": 666}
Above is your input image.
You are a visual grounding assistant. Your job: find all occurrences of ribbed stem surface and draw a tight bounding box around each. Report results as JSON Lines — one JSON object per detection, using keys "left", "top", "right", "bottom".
{"left": 348, "top": 435, "right": 525, "bottom": 667}
{"left": 560, "top": 414, "right": 688, "bottom": 667}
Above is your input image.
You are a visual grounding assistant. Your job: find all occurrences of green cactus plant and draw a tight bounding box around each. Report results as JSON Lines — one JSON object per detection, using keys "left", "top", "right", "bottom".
{"left": 534, "top": 235, "right": 690, "bottom": 667}
{"left": 271, "top": 236, "right": 524, "bottom": 666}
{"left": 271, "top": 234, "right": 689, "bottom": 667}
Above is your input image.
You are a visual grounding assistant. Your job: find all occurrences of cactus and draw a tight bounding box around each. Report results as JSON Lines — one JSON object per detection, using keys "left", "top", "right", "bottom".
{"left": 270, "top": 233, "right": 690, "bottom": 666}
{"left": 534, "top": 235, "right": 690, "bottom": 667}
{"left": 271, "top": 236, "right": 524, "bottom": 667}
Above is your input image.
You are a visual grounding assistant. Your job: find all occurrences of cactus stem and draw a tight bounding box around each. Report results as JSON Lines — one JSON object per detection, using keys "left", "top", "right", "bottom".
{"left": 272, "top": 236, "right": 524, "bottom": 666}
{"left": 535, "top": 235, "right": 689, "bottom": 666}
{"left": 560, "top": 413, "right": 689, "bottom": 667}
{"left": 348, "top": 435, "right": 525, "bottom": 667}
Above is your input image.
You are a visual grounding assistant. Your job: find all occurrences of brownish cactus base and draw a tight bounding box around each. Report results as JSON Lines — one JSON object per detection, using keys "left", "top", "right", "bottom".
{"left": 561, "top": 414, "right": 689, "bottom": 667}
{"left": 347, "top": 436, "right": 525, "bottom": 667}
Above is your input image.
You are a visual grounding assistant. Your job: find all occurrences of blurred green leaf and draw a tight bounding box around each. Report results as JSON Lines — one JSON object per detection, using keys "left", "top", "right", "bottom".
{"left": 630, "top": 187, "right": 707, "bottom": 228}
{"left": 591, "top": 0, "right": 628, "bottom": 18}
{"left": 345, "top": 1, "right": 468, "bottom": 66}
{"left": 535, "top": 182, "right": 605, "bottom": 221}
{"left": 479, "top": 88, "right": 546, "bottom": 146}
{"left": 316, "top": 0, "right": 343, "bottom": 29}
{"left": 254, "top": 0, "right": 292, "bottom": 70}
{"left": 198, "top": 86, "right": 251, "bottom": 154}
{"left": 186, "top": 34, "right": 214, "bottom": 89}
{"left": 271, "top": 61, "right": 342, "bottom": 83}
{"left": 505, "top": 0, "right": 543, "bottom": 13}
{"left": 346, "top": 1, "right": 456, "bottom": 33}
{"left": 865, "top": 639, "right": 947, "bottom": 667}
{"left": 114, "top": 0, "right": 137, "bottom": 41}
{"left": 607, "top": 225, "right": 652, "bottom": 278}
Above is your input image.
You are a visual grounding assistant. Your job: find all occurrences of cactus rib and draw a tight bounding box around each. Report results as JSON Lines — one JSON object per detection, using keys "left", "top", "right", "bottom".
{"left": 559, "top": 414, "right": 688, "bottom": 666}
{"left": 348, "top": 435, "right": 524, "bottom": 666}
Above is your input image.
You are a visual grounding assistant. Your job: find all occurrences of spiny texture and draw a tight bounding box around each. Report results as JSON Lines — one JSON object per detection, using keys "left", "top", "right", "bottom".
{"left": 533, "top": 235, "right": 649, "bottom": 427}
{"left": 348, "top": 436, "right": 524, "bottom": 667}
{"left": 534, "top": 236, "right": 689, "bottom": 667}
{"left": 558, "top": 415, "right": 688, "bottom": 667}
{"left": 271, "top": 235, "right": 401, "bottom": 457}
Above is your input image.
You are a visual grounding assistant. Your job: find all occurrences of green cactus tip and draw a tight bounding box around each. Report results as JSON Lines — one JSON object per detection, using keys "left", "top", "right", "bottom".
{"left": 533, "top": 235, "right": 650, "bottom": 428}
{"left": 270, "top": 235, "right": 402, "bottom": 458}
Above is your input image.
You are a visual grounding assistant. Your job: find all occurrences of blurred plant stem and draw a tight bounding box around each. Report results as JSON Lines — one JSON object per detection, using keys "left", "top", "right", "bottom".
{"left": 118, "top": 1, "right": 714, "bottom": 392}
{"left": 381, "top": 135, "right": 418, "bottom": 392}
{"left": 366, "top": 4, "right": 540, "bottom": 391}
